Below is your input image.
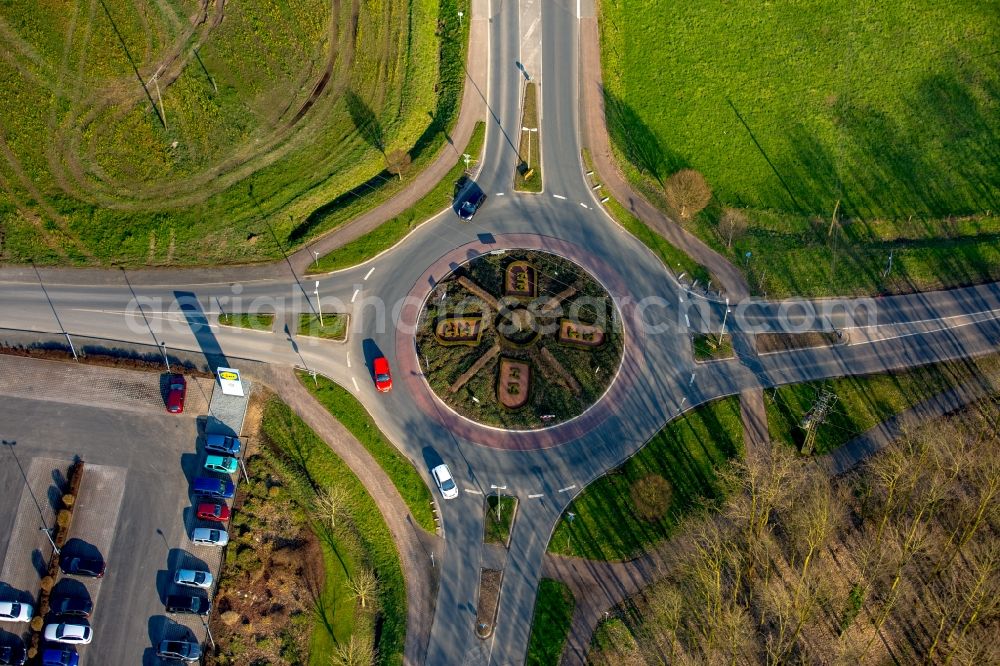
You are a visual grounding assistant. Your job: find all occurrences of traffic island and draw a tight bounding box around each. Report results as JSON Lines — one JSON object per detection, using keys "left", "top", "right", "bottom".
{"left": 476, "top": 568, "right": 503, "bottom": 638}
{"left": 692, "top": 333, "right": 734, "bottom": 361}
{"left": 217, "top": 313, "right": 275, "bottom": 331}
{"left": 415, "top": 250, "right": 624, "bottom": 430}
{"left": 484, "top": 495, "right": 518, "bottom": 547}
{"left": 296, "top": 313, "right": 349, "bottom": 341}
{"left": 514, "top": 83, "right": 542, "bottom": 192}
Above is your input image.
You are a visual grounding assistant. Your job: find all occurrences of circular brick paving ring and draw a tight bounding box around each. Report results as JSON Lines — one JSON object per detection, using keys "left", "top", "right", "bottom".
{"left": 395, "top": 233, "right": 648, "bottom": 451}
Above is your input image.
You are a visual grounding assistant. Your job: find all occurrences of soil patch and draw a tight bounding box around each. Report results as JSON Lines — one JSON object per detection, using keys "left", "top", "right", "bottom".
{"left": 476, "top": 568, "right": 503, "bottom": 638}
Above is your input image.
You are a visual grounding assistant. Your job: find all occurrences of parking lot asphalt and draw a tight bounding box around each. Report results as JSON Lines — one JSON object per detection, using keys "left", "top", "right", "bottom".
{"left": 0, "top": 356, "right": 224, "bottom": 665}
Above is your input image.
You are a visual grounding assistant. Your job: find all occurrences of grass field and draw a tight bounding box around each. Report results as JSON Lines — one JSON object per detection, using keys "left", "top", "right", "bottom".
{"left": 526, "top": 579, "right": 575, "bottom": 666}
{"left": 0, "top": 0, "right": 470, "bottom": 267}
{"left": 261, "top": 396, "right": 406, "bottom": 665}
{"left": 601, "top": 0, "right": 1000, "bottom": 297}
{"left": 548, "top": 397, "right": 744, "bottom": 560}
{"left": 297, "top": 313, "right": 348, "bottom": 340}
{"left": 514, "top": 83, "right": 541, "bottom": 192}
{"left": 484, "top": 495, "right": 517, "bottom": 545}
{"left": 309, "top": 121, "right": 486, "bottom": 273}
{"left": 298, "top": 371, "right": 437, "bottom": 532}
{"left": 218, "top": 312, "right": 274, "bottom": 331}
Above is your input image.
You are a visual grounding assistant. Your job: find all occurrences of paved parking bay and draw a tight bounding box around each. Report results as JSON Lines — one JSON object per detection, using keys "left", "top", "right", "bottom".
{"left": 0, "top": 356, "right": 225, "bottom": 665}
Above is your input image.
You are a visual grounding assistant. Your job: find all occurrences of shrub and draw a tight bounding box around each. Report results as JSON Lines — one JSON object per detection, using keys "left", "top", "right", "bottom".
{"left": 664, "top": 169, "right": 711, "bottom": 221}
{"left": 30, "top": 616, "right": 43, "bottom": 632}
{"left": 56, "top": 510, "right": 71, "bottom": 529}
{"left": 61, "top": 493, "right": 75, "bottom": 508}
{"left": 39, "top": 576, "right": 55, "bottom": 592}
{"left": 718, "top": 207, "right": 749, "bottom": 247}
{"left": 629, "top": 475, "right": 672, "bottom": 521}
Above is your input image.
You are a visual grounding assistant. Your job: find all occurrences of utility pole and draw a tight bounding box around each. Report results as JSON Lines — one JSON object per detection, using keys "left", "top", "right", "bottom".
{"left": 4, "top": 440, "right": 59, "bottom": 554}
{"left": 521, "top": 127, "right": 538, "bottom": 169}
{"left": 457, "top": 10, "right": 463, "bottom": 27}
{"left": 463, "top": 153, "right": 471, "bottom": 171}
{"left": 799, "top": 388, "right": 837, "bottom": 455}
{"left": 883, "top": 249, "right": 894, "bottom": 278}
{"left": 160, "top": 341, "right": 171, "bottom": 373}
{"left": 313, "top": 281, "right": 324, "bottom": 327}
{"left": 32, "top": 263, "right": 78, "bottom": 361}
{"left": 718, "top": 296, "right": 730, "bottom": 344}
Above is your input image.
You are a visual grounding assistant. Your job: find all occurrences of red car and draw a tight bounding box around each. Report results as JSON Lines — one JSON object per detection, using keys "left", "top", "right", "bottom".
{"left": 373, "top": 356, "right": 392, "bottom": 392}
{"left": 166, "top": 374, "right": 187, "bottom": 413}
{"left": 196, "top": 503, "right": 231, "bottom": 522}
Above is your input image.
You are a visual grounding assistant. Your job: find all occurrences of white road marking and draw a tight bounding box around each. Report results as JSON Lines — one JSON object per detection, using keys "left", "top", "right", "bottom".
{"left": 689, "top": 372, "right": 696, "bottom": 385}
{"left": 528, "top": 493, "right": 544, "bottom": 499}
{"left": 684, "top": 314, "right": 690, "bottom": 327}
{"left": 496, "top": 192, "right": 505, "bottom": 196}
{"left": 346, "top": 353, "right": 351, "bottom": 368}
{"left": 351, "top": 376, "right": 359, "bottom": 391}
{"left": 557, "top": 484, "right": 577, "bottom": 493}
{"left": 363, "top": 267, "right": 375, "bottom": 280}
{"left": 553, "top": 194, "right": 566, "bottom": 200}
{"left": 579, "top": 202, "right": 588, "bottom": 209}
{"left": 464, "top": 488, "right": 484, "bottom": 495}
{"left": 351, "top": 289, "right": 360, "bottom": 303}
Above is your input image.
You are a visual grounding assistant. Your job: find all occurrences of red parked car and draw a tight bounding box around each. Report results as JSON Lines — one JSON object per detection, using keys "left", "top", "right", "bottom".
{"left": 166, "top": 374, "right": 187, "bottom": 414}
{"left": 196, "top": 503, "right": 231, "bottom": 522}
{"left": 373, "top": 356, "right": 392, "bottom": 392}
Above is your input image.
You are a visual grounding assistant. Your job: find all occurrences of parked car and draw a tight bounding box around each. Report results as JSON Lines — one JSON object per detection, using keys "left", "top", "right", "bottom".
{"left": 190, "top": 527, "right": 229, "bottom": 547}
{"left": 0, "top": 601, "right": 32, "bottom": 622}
{"left": 373, "top": 356, "right": 392, "bottom": 392}
{"left": 204, "top": 433, "right": 241, "bottom": 456}
{"left": 196, "top": 502, "right": 231, "bottom": 522}
{"left": 156, "top": 639, "right": 202, "bottom": 663}
{"left": 204, "top": 455, "right": 238, "bottom": 474}
{"left": 48, "top": 595, "right": 92, "bottom": 618}
{"left": 431, "top": 464, "right": 459, "bottom": 499}
{"left": 192, "top": 476, "right": 235, "bottom": 499}
{"left": 164, "top": 594, "right": 211, "bottom": 616}
{"left": 59, "top": 554, "right": 105, "bottom": 578}
{"left": 174, "top": 569, "right": 213, "bottom": 589}
{"left": 40, "top": 648, "right": 78, "bottom": 666}
{"left": 0, "top": 642, "right": 26, "bottom": 666}
{"left": 166, "top": 374, "right": 187, "bottom": 414}
{"left": 457, "top": 190, "right": 487, "bottom": 220}
{"left": 43, "top": 623, "right": 92, "bottom": 645}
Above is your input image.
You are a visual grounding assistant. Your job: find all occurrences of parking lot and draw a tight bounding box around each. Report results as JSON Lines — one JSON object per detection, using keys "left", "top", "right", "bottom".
{"left": 0, "top": 355, "right": 231, "bottom": 664}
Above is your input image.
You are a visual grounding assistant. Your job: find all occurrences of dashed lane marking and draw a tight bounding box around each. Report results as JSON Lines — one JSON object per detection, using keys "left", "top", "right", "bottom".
{"left": 363, "top": 267, "right": 375, "bottom": 280}
{"left": 557, "top": 484, "right": 577, "bottom": 493}
{"left": 496, "top": 192, "right": 505, "bottom": 196}
{"left": 351, "top": 289, "right": 360, "bottom": 303}
{"left": 553, "top": 194, "right": 567, "bottom": 200}
{"left": 579, "top": 202, "right": 589, "bottom": 209}
{"left": 528, "top": 493, "right": 544, "bottom": 499}
{"left": 685, "top": 314, "right": 690, "bottom": 327}
{"left": 346, "top": 353, "right": 351, "bottom": 368}
{"left": 465, "top": 488, "right": 484, "bottom": 495}
{"left": 351, "top": 376, "right": 359, "bottom": 391}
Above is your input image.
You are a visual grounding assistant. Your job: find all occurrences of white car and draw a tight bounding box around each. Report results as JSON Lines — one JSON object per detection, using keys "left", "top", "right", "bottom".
{"left": 191, "top": 527, "right": 229, "bottom": 546}
{"left": 431, "top": 464, "right": 459, "bottom": 500}
{"left": 44, "top": 622, "right": 92, "bottom": 645}
{"left": 174, "top": 568, "right": 214, "bottom": 589}
{"left": 0, "top": 600, "right": 32, "bottom": 622}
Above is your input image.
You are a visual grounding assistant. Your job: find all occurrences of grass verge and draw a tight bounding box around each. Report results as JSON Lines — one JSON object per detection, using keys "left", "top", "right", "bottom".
{"left": 309, "top": 122, "right": 486, "bottom": 273}
{"left": 260, "top": 396, "right": 406, "bottom": 665}
{"left": 766, "top": 353, "right": 1000, "bottom": 455}
{"left": 297, "top": 313, "right": 348, "bottom": 341}
{"left": 514, "top": 83, "right": 542, "bottom": 192}
{"left": 484, "top": 495, "right": 517, "bottom": 546}
{"left": 218, "top": 313, "right": 275, "bottom": 331}
{"left": 692, "top": 333, "right": 733, "bottom": 361}
{"left": 548, "top": 397, "right": 744, "bottom": 560}
{"left": 526, "top": 579, "right": 575, "bottom": 666}
{"left": 582, "top": 149, "right": 710, "bottom": 285}
{"left": 297, "top": 370, "right": 436, "bottom": 532}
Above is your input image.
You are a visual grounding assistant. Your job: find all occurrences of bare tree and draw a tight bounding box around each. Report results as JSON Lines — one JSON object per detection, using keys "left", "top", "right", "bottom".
{"left": 386, "top": 149, "right": 412, "bottom": 180}
{"left": 718, "top": 208, "right": 748, "bottom": 248}
{"left": 315, "top": 485, "right": 351, "bottom": 530}
{"left": 349, "top": 568, "right": 378, "bottom": 609}
{"left": 664, "top": 169, "right": 712, "bottom": 221}
{"left": 329, "top": 635, "right": 377, "bottom": 666}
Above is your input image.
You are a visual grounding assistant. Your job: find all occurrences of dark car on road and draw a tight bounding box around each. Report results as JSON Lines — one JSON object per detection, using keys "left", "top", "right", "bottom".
{"left": 0, "top": 642, "right": 26, "bottom": 666}
{"left": 164, "top": 594, "right": 211, "bottom": 616}
{"left": 166, "top": 374, "right": 187, "bottom": 413}
{"left": 40, "top": 648, "right": 77, "bottom": 666}
{"left": 48, "top": 594, "right": 92, "bottom": 618}
{"left": 457, "top": 191, "right": 487, "bottom": 220}
{"left": 156, "top": 639, "right": 202, "bottom": 663}
{"left": 59, "top": 554, "right": 105, "bottom": 578}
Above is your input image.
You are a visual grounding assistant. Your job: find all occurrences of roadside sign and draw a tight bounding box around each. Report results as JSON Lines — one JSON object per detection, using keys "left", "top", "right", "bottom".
{"left": 216, "top": 367, "right": 245, "bottom": 397}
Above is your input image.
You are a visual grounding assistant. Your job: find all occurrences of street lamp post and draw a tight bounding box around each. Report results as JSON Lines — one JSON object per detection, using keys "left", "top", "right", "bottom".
{"left": 312, "top": 250, "right": 320, "bottom": 270}
{"left": 719, "top": 297, "right": 730, "bottom": 344}
{"left": 463, "top": 153, "right": 471, "bottom": 171}
{"left": 3, "top": 441, "right": 60, "bottom": 555}
{"left": 313, "top": 281, "right": 324, "bottom": 328}
{"left": 40, "top": 527, "right": 60, "bottom": 556}
{"left": 160, "top": 341, "right": 171, "bottom": 373}
{"left": 457, "top": 10, "right": 463, "bottom": 27}
{"left": 521, "top": 127, "right": 538, "bottom": 169}
{"left": 33, "top": 263, "right": 77, "bottom": 361}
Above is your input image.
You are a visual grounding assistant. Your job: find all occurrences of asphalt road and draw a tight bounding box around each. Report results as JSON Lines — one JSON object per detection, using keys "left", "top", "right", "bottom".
{"left": 1, "top": 0, "right": 999, "bottom": 663}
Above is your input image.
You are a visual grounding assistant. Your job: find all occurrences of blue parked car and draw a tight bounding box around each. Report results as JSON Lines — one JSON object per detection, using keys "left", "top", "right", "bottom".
{"left": 204, "top": 434, "right": 241, "bottom": 456}
{"left": 192, "top": 477, "right": 235, "bottom": 499}
{"left": 41, "top": 648, "right": 78, "bottom": 666}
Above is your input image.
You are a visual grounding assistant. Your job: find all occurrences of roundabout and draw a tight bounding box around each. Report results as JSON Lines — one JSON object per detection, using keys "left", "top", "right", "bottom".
{"left": 415, "top": 249, "right": 624, "bottom": 430}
